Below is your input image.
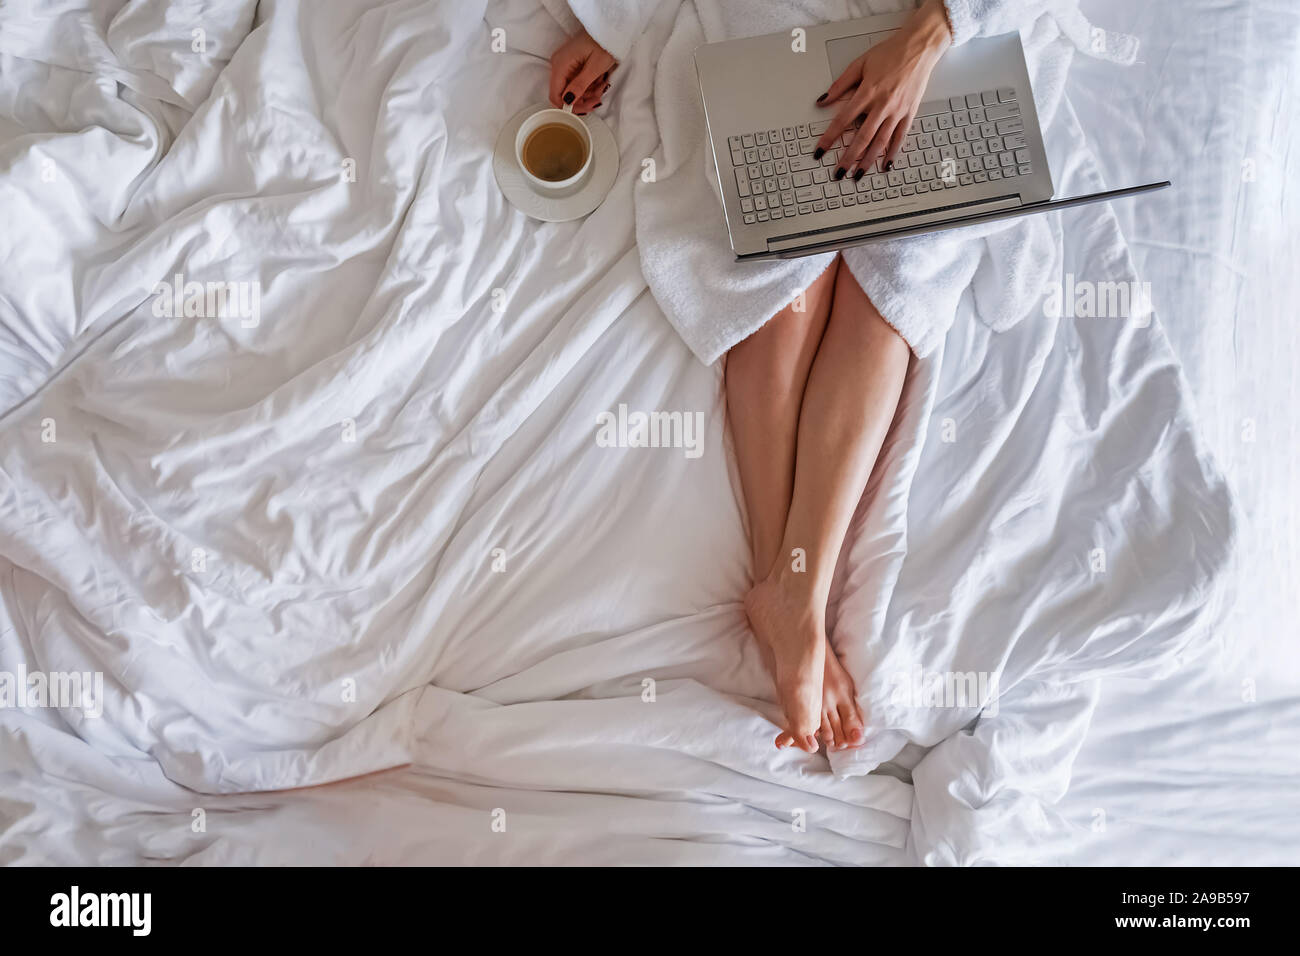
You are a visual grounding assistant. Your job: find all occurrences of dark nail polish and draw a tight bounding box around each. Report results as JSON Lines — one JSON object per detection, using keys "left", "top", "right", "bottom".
{"left": 853, "top": 168, "right": 865, "bottom": 181}
{"left": 563, "top": 91, "right": 575, "bottom": 104}
{"left": 604, "top": 82, "right": 610, "bottom": 92}
{"left": 813, "top": 147, "right": 824, "bottom": 160}
{"left": 816, "top": 93, "right": 828, "bottom": 103}
{"left": 594, "top": 101, "right": 602, "bottom": 108}
{"left": 884, "top": 160, "right": 893, "bottom": 171}
{"left": 833, "top": 167, "right": 846, "bottom": 180}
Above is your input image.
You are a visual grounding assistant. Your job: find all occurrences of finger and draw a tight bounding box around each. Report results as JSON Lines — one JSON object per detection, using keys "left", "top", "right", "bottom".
{"left": 878, "top": 119, "right": 909, "bottom": 172}
{"left": 563, "top": 55, "right": 612, "bottom": 106}
{"left": 572, "top": 78, "right": 609, "bottom": 115}
{"left": 816, "top": 94, "right": 878, "bottom": 162}
{"left": 549, "top": 46, "right": 580, "bottom": 107}
{"left": 841, "top": 108, "right": 887, "bottom": 172}
{"left": 816, "top": 55, "right": 864, "bottom": 107}
{"left": 860, "top": 117, "right": 898, "bottom": 172}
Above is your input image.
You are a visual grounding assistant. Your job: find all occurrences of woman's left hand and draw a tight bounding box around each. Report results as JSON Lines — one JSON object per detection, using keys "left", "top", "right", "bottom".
{"left": 812, "top": 0, "right": 953, "bottom": 176}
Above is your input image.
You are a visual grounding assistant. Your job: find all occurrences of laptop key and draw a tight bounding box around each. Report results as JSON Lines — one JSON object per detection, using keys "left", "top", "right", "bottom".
{"left": 998, "top": 88, "right": 1016, "bottom": 102}
{"left": 918, "top": 100, "right": 948, "bottom": 116}
{"left": 731, "top": 148, "right": 744, "bottom": 166}
{"left": 986, "top": 103, "right": 1020, "bottom": 121}
{"left": 743, "top": 213, "right": 756, "bottom": 224}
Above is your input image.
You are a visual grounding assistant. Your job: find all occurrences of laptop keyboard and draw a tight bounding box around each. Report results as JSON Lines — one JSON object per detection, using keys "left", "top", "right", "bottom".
{"left": 726, "top": 88, "right": 1033, "bottom": 224}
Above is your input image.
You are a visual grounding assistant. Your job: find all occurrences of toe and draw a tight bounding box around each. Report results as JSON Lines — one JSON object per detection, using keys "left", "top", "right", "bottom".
{"left": 819, "top": 712, "right": 836, "bottom": 750}
{"left": 774, "top": 730, "right": 794, "bottom": 749}
{"left": 827, "top": 707, "right": 846, "bottom": 751}
{"left": 839, "top": 700, "right": 865, "bottom": 747}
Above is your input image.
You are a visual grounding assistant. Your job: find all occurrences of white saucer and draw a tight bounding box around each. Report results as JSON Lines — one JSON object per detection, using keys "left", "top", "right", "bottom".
{"left": 493, "top": 102, "right": 619, "bottom": 222}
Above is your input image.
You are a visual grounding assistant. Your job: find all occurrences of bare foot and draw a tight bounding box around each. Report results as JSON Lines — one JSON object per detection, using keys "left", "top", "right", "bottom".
{"left": 818, "top": 646, "right": 866, "bottom": 751}
{"left": 743, "top": 572, "right": 825, "bottom": 753}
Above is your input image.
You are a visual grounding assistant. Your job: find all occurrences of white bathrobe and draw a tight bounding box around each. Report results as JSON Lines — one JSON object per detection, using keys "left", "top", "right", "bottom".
{"left": 555, "top": 0, "right": 1136, "bottom": 364}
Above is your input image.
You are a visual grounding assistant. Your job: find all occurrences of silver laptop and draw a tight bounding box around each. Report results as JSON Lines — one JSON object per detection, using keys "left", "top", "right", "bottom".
{"left": 695, "top": 12, "right": 1169, "bottom": 260}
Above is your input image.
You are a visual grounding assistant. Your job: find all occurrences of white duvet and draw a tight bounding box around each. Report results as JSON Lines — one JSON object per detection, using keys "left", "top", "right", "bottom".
{"left": 0, "top": 0, "right": 1234, "bottom": 865}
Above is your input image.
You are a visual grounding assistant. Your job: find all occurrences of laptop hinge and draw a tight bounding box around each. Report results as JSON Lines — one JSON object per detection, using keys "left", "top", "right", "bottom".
{"left": 766, "top": 195, "right": 1023, "bottom": 253}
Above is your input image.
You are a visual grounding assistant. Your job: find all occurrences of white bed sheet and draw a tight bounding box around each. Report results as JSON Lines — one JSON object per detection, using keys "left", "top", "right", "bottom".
{"left": 0, "top": 0, "right": 1272, "bottom": 866}
{"left": 1042, "top": 0, "right": 1300, "bottom": 865}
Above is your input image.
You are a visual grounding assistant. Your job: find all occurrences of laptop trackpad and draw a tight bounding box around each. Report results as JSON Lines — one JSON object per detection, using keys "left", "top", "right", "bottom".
{"left": 826, "top": 31, "right": 895, "bottom": 78}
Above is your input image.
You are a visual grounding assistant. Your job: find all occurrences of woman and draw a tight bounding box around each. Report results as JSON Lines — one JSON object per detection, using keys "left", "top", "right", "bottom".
{"left": 549, "top": 0, "right": 1031, "bottom": 754}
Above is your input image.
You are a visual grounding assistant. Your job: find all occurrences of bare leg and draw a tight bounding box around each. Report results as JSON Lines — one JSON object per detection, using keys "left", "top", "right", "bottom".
{"left": 744, "top": 264, "right": 910, "bottom": 751}
{"left": 728, "top": 259, "right": 869, "bottom": 755}
{"left": 726, "top": 257, "right": 837, "bottom": 575}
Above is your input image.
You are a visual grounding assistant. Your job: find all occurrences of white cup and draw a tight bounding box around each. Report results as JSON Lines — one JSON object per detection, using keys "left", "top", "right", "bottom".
{"left": 514, "top": 107, "right": 593, "bottom": 197}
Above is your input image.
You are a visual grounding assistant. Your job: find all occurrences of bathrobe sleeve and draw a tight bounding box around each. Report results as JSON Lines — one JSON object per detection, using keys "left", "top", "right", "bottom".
{"left": 941, "top": 0, "right": 1044, "bottom": 45}
{"left": 564, "top": 0, "right": 662, "bottom": 61}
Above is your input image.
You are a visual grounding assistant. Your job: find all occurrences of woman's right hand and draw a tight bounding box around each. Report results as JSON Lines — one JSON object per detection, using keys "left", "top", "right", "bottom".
{"left": 549, "top": 28, "right": 617, "bottom": 115}
{"left": 812, "top": 0, "right": 953, "bottom": 177}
